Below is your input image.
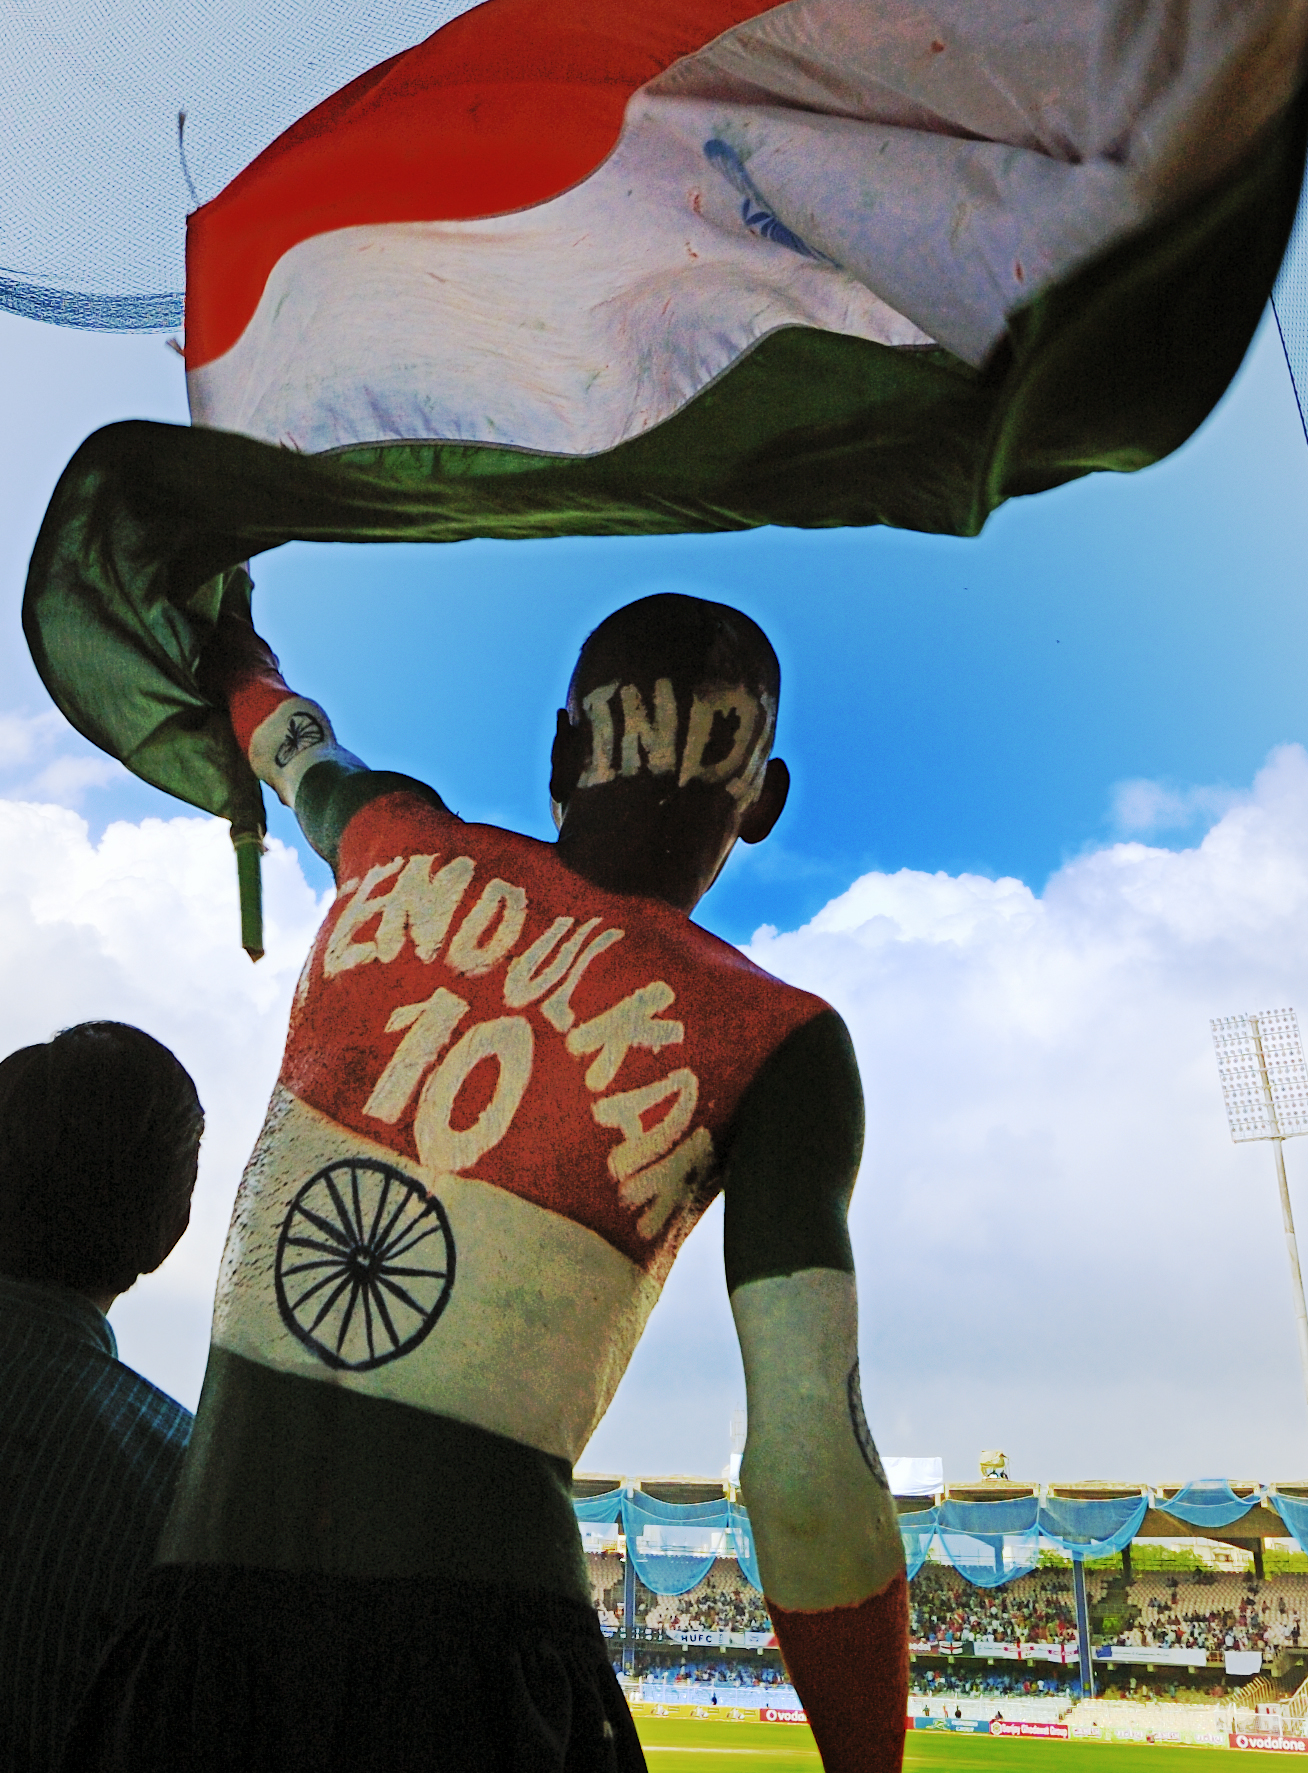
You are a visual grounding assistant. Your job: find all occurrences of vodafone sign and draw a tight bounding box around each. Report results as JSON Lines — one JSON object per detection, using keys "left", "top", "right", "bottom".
{"left": 763, "top": 1709, "right": 809, "bottom": 1725}
{"left": 1231, "top": 1737, "right": 1308, "bottom": 1753}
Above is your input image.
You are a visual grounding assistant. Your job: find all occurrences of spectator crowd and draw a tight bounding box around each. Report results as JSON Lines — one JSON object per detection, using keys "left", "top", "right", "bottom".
{"left": 909, "top": 1565, "right": 1080, "bottom": 1648}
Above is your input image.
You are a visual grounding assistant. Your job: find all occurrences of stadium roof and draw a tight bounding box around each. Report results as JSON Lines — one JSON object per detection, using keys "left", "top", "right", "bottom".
{"left": 576, "top": 1471, "right": 1308, "bottom": 1545}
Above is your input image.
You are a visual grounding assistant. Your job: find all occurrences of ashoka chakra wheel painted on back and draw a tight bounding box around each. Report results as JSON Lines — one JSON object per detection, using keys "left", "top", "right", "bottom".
{"left": 274, "top": 1158, "right": 454, "bottom": 1371}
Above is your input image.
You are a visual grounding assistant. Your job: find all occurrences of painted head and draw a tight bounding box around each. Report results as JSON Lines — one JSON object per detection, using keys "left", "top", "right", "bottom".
{"left": 550, "top": 593, "right": 789, "bottom": 909}
{"left": 0, "top": 1021, "right": 203, "bottom": 1309}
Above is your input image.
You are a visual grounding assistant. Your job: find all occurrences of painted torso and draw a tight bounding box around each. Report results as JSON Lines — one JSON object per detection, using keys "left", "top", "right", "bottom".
{"left": 212, "top": 789, "right": 825, "bottom": 1464}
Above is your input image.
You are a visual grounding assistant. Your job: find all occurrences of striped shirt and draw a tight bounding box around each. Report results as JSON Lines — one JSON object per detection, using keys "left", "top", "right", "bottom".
{"left": 0, "top": 1274, "right": 192, "bottom": 1773}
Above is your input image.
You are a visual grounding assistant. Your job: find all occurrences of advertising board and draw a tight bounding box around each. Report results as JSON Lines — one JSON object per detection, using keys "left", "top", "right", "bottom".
{"left": 763, "top": 1708, "right": 810, "bottom": 1725}
{"left": 628, "top": 1702, "right": 762, "bottom": 1723}
{"left": 1230, "top": 1737, "right": 1308, "bottom": 1753}
{"left": 1099, "top": 1645, "right": 1211, "bottom": 1668}
{"left": 1072, "top": 1726, "right": 1227, "bottom": 1747}
{"left": 989, "top": 1721, "right": 1070, "bottom": 1739}
{"left": 663, "top": 1629, "right": 778, "bottom": 1649}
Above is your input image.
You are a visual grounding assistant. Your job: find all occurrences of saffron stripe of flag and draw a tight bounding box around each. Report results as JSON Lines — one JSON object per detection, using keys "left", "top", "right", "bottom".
{"left": 185, "top": 0, "right": 775, "bottom": 369}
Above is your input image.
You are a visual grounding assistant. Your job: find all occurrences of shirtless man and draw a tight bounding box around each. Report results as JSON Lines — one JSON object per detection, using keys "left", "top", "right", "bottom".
{"left": 65, "top": 592, "right": 906, "bottom": 1772}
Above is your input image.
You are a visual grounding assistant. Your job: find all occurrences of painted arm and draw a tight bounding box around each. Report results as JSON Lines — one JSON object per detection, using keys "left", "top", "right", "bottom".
{"left": 723, "top": 1010, "right": 907, "bottom": 1772}
{"left": 198, "top": 602, "right": 447, "bottom": 875}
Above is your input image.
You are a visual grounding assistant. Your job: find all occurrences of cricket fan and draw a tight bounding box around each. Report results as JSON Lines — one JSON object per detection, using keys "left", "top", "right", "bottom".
{"left": 63, "top": 592, "right": 906, "bottom": 1773}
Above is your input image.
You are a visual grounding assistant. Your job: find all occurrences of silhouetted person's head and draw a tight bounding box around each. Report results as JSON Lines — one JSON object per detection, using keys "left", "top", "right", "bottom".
{"left": 0, "top": 1022, "right": 203, "bottom": 1308}
{"left": 550, "top": 594, "right": 789, "bottom": 909}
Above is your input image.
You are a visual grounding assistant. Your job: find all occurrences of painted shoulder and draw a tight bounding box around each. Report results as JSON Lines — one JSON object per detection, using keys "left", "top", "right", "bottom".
{"left": 334, "top": 778, "right": 832, "bottom": 1048}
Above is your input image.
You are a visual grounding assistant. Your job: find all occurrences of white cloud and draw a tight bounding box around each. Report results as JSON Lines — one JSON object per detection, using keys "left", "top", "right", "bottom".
{"left": 586, "top": 745, "right": 1308, "bottom": 1486}
{"left": 1111, "top": 776, "right": 1242, "bottom": 837}
{"left": 28, "top": 753, "right": 124, "bottom": 799}
{"left": 0, "top": 706, "right": 131, "bottom": 807}
{"left": 0, "top": 711, "right": 64, "bottom": 768}
{"left": 0, "top": 799, "right": 326, "bottom": 1406}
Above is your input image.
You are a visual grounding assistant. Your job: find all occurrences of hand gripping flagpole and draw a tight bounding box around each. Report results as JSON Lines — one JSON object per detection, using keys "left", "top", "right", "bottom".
{"left": 1212, "top": 1010, "right": 1308, "bottom": 1415}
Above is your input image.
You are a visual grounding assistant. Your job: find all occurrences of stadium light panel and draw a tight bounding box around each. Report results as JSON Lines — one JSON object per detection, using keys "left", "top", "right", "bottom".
{"left": 1212, "top": 1008, "right": 1308, "bottom": 1417}
{"left": 1212, "top": 1009, "right": 1308, "bottom": 1142}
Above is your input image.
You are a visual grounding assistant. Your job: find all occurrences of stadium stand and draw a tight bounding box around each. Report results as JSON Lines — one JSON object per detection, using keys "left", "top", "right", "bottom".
{"left": 647, "top": 1563, "right": 773, "bottom": 1636}
{"left": 910, "top": 1563, "right": 1081, "bottom": 1647}
{"left": 586, "top": 1551, "right": 624, "bottom": 1633}
{"left": 579, "top": 1471, "right": 1308, "bottom": 1729}
{"left": 1110, "top": 1570, "right": 1308, "bottom": 1655}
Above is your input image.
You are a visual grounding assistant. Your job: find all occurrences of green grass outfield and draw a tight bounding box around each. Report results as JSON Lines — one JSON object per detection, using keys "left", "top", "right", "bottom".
{"left": 635, "top": 1718, "right": 1231, "bottom": 1773}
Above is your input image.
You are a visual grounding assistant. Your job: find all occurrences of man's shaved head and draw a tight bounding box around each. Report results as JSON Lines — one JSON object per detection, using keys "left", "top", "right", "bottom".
{"left": 563, "top": 594, "right": 780, "bottom": 813}
{"left": 552, "top": 595, "right": 790, "bottom": 908}
{"left": 569, "top": 594, "right": 779, "bottom": 710}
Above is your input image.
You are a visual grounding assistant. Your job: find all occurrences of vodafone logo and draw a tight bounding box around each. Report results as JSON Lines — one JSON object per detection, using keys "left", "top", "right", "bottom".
{"left": 763, "top": 1709, "right": 809, "bottom": 1725}
{"left": 1231, "top": 1737, "right": 1308, "bottom": 1753}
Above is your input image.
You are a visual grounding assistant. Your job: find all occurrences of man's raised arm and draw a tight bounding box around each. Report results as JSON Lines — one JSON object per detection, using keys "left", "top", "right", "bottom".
{"left": 723, "top": 1010, "right": 907, "bottom": 1772}
{"left": 198, "top": 605, "right": 447, "bottom": 876}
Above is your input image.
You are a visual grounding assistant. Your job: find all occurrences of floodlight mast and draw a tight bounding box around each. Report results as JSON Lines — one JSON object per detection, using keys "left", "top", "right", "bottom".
{"left": 1211, "top": 1009, "right": 1308, "bottom": 1414}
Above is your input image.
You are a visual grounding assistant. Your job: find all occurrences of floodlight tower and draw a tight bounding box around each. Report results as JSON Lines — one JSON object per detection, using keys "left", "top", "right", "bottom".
{"left": 1211, "top": 1009, "right": 1308, "bottom": 1411}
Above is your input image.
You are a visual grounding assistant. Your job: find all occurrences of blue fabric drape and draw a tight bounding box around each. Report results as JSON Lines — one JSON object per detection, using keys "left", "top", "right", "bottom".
{"left": 728, "top": 1503, "right": 763, "bottom": 1593}
{"left": 622, "top": 1493, "right": 730, "bottom": 1596}
{"left": 940, "top": 1498, "right": 1039, "bottom": 1535}
{"left": 1160, "top": 1481, "right": 1259, "bottom": 1528}
{"left": 573, "top": 1480, "right": 1249, "bottom": 1597}
{"left": 935, "top": 1496, "right": 1041, "bottom": 1586}
{"left": 1271, "top": 1491, "right": 1308, "bottom": 1556}
{"left": 574, "top": 1489, "right": 624, "bottom": 1524}
{"left": 572, "top": 1492, "right": 760, "bottom": 1595}
{"left": 1038, "top": 1494, "right": 1147, "bottom": 1559}
{"left": 937, "top": 1530, "right": 1042, "bottom": 1587}
{"left": 899, "top": 1507, "right": 939, "bottom": 1580}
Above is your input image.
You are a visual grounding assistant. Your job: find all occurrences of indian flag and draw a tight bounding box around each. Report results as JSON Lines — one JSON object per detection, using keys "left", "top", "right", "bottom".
{"left": 182, "top": 0, "right": 1306, "bottom": 463}
{"left": 21, "top": 0, "right": 1308, "bottom": 943}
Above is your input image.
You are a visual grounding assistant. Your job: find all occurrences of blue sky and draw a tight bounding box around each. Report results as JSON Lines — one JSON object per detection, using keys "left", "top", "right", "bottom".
{"left": 6, "top": 305, "right": 1308, "bottom": 1483}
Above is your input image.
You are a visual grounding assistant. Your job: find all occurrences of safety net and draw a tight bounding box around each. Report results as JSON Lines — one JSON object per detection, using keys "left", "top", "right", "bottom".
{"left": 0, "top": 0, "right": 482, "bottom": 329}
{"left": 1274, "top": 168, "right": 1308, "bottom": 444}
{"left": 1038, "top": 1494, "right": 1148, "bottom": 1559}
{"left": 622, "top": 1493, "right": 733, "bottom": 1598}
{"left": 576, "top": 1481, "right": 1265, "bottom": 1597}
{"left": 1270, "top": 1491, "right": 1308, "bottom": 1556}
{"left": 1158, "top": 1481, "right": 1262, "bottom": 1529}
{"left": 900, "top": 1508, "right": 940, "bottom": 1581}
{"left": 573, "top": 1490, "right": 624, "bottom": 1525}
{"left": 936, "top": 1497, "right": 1042, "bottom": 1589}
{"left": 900, "top": 1492, "right": 1149, "bottom": 1580}
{"left": 727, "top": 1505, "right": 763, "bottom": 1594}
{"left": 570, "top": 1491, "right": 765, "bottom": 1596}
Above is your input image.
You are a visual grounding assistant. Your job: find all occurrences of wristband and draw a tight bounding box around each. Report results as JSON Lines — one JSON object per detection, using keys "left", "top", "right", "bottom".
{"left": 246, "top": 695, "right": 362, "bottom": 810}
